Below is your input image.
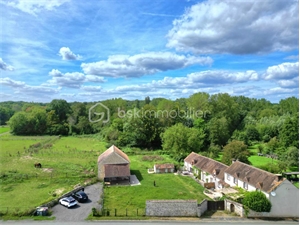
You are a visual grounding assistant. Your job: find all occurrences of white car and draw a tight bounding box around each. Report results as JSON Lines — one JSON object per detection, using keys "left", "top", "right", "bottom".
{"left": 59, "top": 196, "right": 78, "bottom": 208}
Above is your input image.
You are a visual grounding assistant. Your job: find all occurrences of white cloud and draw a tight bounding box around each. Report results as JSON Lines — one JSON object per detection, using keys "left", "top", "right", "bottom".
{"left": 0, "top": 58, "right": 14, "bottom": 71}
{"left": 167, "top": 0, "right": 298, "bottom": 54}
{"left": 277, "top": 77, "right": 299, "bottom": 88}
{"left": 264, "top": 62, "right": 299, "bottom": 80}
{"left": 59, "top": 47, "right": 82, "bottom": 60}
{"left": 47, "top": 71, "right": 86, "bottom": 88}
{"left": 4, "top": 0, "right": 70, "bottom": 15}
{"left": 263, "top": 87, "right": 297, "bottom": 95}
{"left": 85, "top": 75, "right": 105, "bottom": 83}
{"left": 49, "top": 69, "right": 63, "bottom": 77}
{"left": 0, "top": 77, "right": 25, "bottom": 87}
{"left": 150, "top": 70, "right": 259, "bottom": 89}
{"left": 81, "top": 52, "right": 213, "bottom": 78}
{"left": 46, "top": 70, "right": 105, "bottom": 88}
{"left": 188, "top": 70, "right": 259, "bottom": 84}
{"left": 81, "top": 86, "right": 102, "bottom": 92}
{"left": 0, "top": 77, "right": 59, "bottom": 95}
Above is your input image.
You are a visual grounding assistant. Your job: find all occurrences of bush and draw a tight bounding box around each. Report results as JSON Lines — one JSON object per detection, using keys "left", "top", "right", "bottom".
{"left": 243, "top": 191, "right": 271, "bottom": 212}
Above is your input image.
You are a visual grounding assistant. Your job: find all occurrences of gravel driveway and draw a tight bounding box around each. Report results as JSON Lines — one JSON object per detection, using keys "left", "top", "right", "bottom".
{"left": 51, "top": 182, "right": 103, "bottom": 222}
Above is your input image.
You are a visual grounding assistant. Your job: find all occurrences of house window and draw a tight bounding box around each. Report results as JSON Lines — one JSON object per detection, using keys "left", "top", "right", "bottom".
{"left": 227, "top": 174, "right": 231, "bottom": 181}
{"left": 234, "top": 177, "right": 237, "bottom": 184}
{"left": 243, "top": 182, "right": 248, "bottom": 190}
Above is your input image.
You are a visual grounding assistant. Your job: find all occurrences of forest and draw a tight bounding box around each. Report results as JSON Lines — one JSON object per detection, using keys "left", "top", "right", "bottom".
{"left": 0, "top": 93, "right": 298, "bottom": 171}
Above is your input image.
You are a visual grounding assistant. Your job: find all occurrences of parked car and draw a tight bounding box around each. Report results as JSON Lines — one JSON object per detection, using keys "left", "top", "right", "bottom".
{"left": 59, "top": 196, "right": 77, "bottom": 208}
{"left": 72, "top": 190, "right": 89, "bottom": 202}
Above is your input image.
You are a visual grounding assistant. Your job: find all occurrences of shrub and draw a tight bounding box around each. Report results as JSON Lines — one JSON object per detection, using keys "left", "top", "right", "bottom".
{"left": 242, "top": 191, "right": 271, "bottom": 212}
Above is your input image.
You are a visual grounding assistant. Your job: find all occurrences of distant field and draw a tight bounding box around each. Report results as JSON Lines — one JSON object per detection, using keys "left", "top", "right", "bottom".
{"left": 0, "top": 135, "right": 107, "bottom": 214}
{"left": 103, "top": 154, "right": 208, "bottom": 214}
{"left": 0, "top": 126, "right": 10, "bottom": 134}
{"left": 248, "top": 155, "right": 278, "bottom": 167}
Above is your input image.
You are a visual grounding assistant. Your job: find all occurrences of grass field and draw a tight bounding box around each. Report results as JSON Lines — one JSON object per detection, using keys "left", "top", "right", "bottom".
{"left": 0, "top": 126, "right": 10, "bottom": 134}
{"left": 103, "top": 154, "right": 208, "bottom": 215}
{"left": 0, "top": 135, "right": 107, "bottom": 215}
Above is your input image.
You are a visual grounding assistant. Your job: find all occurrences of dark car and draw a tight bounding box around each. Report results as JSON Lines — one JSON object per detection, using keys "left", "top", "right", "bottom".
{"left": 72, "top": 191, "right": 88, "bottom": 202}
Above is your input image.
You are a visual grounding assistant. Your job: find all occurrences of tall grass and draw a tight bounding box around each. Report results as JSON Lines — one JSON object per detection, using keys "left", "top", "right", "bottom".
{"left": 0, "top": 135, "right": 107, "bottom": 215}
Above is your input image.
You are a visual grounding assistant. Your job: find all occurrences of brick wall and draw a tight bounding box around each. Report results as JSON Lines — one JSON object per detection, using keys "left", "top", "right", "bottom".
{"left": 146, "top": 200, "right": 198, "bottom": 217}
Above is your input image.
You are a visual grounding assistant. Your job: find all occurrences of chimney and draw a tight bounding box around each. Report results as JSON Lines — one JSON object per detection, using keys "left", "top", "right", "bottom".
{"left": 275, "top": 174, "right": 283, "bottom": 181}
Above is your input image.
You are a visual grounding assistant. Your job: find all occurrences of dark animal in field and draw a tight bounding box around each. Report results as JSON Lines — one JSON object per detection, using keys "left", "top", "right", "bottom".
{"left": 34, "top": 163, "right": 42, "bottom": 168}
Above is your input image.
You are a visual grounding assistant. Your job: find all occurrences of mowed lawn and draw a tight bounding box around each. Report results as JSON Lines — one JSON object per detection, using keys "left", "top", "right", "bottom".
{"left": 0, "top": 126, "right": 10, "bottom": 134}
{"left": 0, "top": 135, "right": 107, "bottom": 213}
{"left": 103, "top": 154, "right": 208, "bottom": 213}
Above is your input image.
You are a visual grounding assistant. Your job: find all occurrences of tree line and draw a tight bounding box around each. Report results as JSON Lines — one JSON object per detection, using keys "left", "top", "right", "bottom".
{"left": 0, "top": 93, "right": 298, "bottom": 168}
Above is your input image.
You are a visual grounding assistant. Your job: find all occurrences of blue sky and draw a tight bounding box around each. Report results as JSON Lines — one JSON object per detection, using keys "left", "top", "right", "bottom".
{"left": 0, "top": 0, "right": 298, "bottom": 103}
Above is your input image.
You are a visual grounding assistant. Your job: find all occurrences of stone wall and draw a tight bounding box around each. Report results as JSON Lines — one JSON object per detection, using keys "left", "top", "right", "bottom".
{"left": 197, "top": 199, "right": 208, "bottom": 217}
{"left": 146, "top": 200, "right": 198, "bottom": 217}
{"left": 41, "top": 186, "right": 85, "bottom": 208}
{"left": 224, "top": 199, "right": 244, "bottom": 217}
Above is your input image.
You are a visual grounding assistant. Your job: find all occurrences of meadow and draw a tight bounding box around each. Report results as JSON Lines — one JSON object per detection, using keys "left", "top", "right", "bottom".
{"left": 0, "top": 126, "right": 10, "bottom": 134}
{"left": 0, "top": 134, "right": 298, "bottom": 217}
{"left": 0, "top": 134, "right": 107, "bottom": 215}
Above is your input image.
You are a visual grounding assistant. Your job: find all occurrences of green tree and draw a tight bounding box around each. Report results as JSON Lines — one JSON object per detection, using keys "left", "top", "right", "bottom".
{"left": 279, "top": 114, "right": 299, "bottom": 148}
{"left": 161, "top": 123, "right": 206, "bottom": 159}
{"left": 144, "top": 96, "right": 151, "bottom": 105}
{"left": 222, "top": 140, "right": 250, "bottom": 165}
{"left": 208, "top": 117, "right": 230, "bottom": 146}
{"left": 8, "top": 111, "right": 29, "bottom": 135}
{"left": 47, "top": 99, "right": 71, "bottom": 123}
{"left": 245, "top": 125, "right": 260, "bottom": 141}
{"left": 283, "top": 146, "right": 299, "bottom": 167}
{"left": 278, "top": 97, "right": 299, "bottom": 115}
{"left": 243, "top": 191, "right": 272, "bottom": 212}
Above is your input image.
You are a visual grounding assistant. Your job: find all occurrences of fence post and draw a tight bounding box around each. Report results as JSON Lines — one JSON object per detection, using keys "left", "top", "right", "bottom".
{"left": 115, "top": 208, "right": 116, "bottom": 216}
{"left": 126, "top": 208, "right": 127, "bottom": 216}
{"left": 137, "top": 208, "right": 138, "bottom": 216}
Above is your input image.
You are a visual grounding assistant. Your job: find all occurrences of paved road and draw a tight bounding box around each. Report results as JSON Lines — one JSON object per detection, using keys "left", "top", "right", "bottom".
{"left": 1, "top": 219, "right": 298, "bottom": 225}
{"left": 51, "top": 182, "right": 103, "bottom": 222}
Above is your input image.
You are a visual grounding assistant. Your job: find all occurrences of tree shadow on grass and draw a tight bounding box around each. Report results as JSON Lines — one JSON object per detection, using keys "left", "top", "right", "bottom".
{"left": 130, "top": 170, "right": 143, "bottom": 182}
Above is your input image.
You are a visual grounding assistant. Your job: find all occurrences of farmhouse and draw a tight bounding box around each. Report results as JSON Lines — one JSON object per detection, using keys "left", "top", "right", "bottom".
{"left": 224, "top": 161, "right": 299, "bottom": 217}
{"left": 184, "top": 152, "right": 229, "bottom": 189}
{"left": 97, "top": 145, "right": 131, "bottom": 184}
{"left": 154, "top": 163, "right": 175, "bottom": 173}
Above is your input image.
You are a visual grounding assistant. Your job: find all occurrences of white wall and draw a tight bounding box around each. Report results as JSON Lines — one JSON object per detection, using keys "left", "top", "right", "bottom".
{"left": 268, "top": 179, "right": 299, "bottom": 217}
{"left": 224, "top": 172, "right": 258, "bottom": 193}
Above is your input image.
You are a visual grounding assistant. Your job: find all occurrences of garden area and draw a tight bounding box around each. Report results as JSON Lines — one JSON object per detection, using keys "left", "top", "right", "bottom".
{"left": 101, "top": 153, "right": 208, "bottom": 216}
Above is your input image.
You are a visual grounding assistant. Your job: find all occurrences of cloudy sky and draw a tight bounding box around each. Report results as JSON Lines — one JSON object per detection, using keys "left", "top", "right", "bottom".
{"left": 0, "top": 0, "right": 298, "bottom": 103}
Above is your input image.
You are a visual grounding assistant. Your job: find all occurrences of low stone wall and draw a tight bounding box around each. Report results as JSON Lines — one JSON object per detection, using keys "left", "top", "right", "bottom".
{"left": 224, "top": 199, "right": 284, "bottom": 218}
{"left": 41, "top": 186, "right": 85, "bottom": 208}
{"left": 146, "top": 200, "right": 198, "bottom": 217}
{"left": 224, "top": 199, "right": 244, "bottom": 217}
{"left": 197, "top": 199, "right": 208, "bottom": 217}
